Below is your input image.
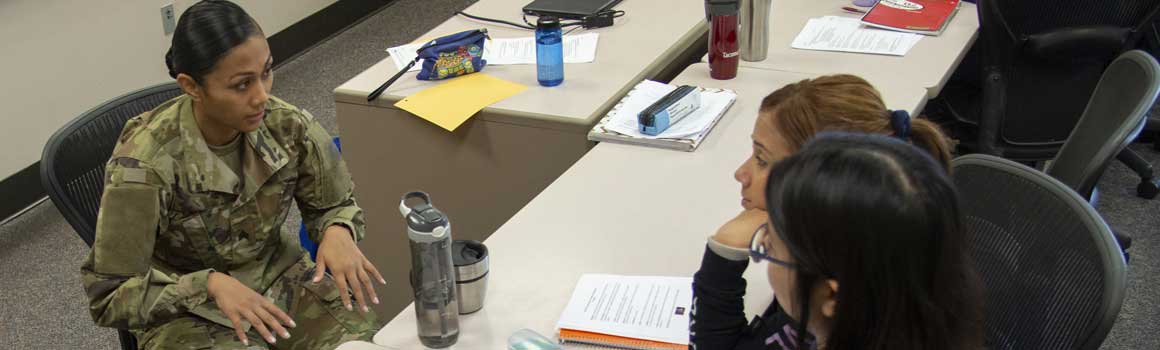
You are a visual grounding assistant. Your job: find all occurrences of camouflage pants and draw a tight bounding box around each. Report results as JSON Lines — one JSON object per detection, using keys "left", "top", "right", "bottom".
{"left": 136, "top": 257, "right": 380, "bottom": 350}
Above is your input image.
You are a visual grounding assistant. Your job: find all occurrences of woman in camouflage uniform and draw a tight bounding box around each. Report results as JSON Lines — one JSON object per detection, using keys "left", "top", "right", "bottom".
{"left": 81, "top": 1, "right": 382, "bottom": 348}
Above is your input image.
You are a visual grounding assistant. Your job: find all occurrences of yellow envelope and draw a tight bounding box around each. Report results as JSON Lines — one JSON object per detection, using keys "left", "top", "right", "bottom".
{"left": 395, "top": 73, "right": 527, "bottom": 131}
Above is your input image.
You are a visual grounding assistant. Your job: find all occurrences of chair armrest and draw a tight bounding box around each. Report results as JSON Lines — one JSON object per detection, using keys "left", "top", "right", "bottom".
{"left": 1022, "top": 26, "right": 1130, "bottom": 61}
{"left": 977, "top": 66, "right": 1007, "bottom": 156}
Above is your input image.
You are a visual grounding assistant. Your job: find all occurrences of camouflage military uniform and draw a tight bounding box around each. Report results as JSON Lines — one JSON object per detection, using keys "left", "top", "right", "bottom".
{"left": 81, "top": 94, "right": 379, "bottom": 349}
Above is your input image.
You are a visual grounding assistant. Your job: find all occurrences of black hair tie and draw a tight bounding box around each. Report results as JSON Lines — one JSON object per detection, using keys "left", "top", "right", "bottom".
{"left": 889, "top": 110, "right": 911, "bottom": 141}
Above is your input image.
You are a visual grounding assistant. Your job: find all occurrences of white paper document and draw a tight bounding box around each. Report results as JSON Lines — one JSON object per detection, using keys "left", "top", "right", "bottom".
{"left": 387, "top": 33, "right": 600, "bottom": 71}
{"left": 791, "top": 16, "right": 922, "bottom": 56}
{"left": 556, "top": 274, "right": 694, "bottom": 345}
{"left": 605, "top": 80, "right": 737, "bottom": 140}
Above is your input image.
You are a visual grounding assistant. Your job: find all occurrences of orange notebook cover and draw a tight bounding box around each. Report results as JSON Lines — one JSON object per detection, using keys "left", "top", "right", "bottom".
{"left": 860, "top": 0, "right": 961, "bottom": 36}
{"left": 558, "top": 329, "right": 685, "bottom": 350}
{"left": 555, "top": 275, "right": 693, "bottom": 350}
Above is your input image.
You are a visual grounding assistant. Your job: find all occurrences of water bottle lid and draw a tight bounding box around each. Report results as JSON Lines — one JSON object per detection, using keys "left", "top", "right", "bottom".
{"left": 452, "top": 240, "right": 489, "bottom": 282}
{"left": 400, "top": 191, "right": 449, "bottom": 236}
{"left": 707, "top": 0, "right": 739, "bottom": 15}
{"left": 537, "top": 15, "right": 561, "bottom": 29}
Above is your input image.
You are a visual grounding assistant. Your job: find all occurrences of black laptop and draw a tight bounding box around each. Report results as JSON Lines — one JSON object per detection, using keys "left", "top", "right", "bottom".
{"left": 522, "top": 0, "right": 623, "bottom": 20}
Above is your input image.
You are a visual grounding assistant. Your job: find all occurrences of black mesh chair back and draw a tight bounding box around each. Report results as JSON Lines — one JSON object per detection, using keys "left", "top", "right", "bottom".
{"left": 952, "top": 154, "right": 1127, "bottom": 350}
{"left": 1047, "top": 50, "right": 1160, "bottom": 199}
{"left": 995, "top": 0, "right": 1156, "bottom": 35}
{"left": 976, "top": 0, "right": 1160, "bottom": 158}
{"left": 41, "top": 83, "right": 181, "bottom": 246}
{"left": 39, "top": 82, "right": 183, "bottom": 350}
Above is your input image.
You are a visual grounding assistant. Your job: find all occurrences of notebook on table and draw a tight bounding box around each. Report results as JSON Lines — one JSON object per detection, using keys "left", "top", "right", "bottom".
{"left": 587, "top": 80, "right": 737, "bottom": 152}
{"left": 859, "top": 0, "right": 961, "bottom": 36}
{"left": 555, "top": 274, "right": 693, "bottom": 350}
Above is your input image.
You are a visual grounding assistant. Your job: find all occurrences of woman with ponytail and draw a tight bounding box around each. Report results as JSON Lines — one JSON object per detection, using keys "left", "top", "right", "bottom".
{"left": 82, "top": 1, "right": 381, "bottom": 349}
{"left": 691, "top": 75, "right": 981, "bottom": 349}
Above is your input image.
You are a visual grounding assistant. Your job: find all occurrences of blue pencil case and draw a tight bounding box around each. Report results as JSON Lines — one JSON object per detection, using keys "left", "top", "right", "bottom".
{"left": 638, "top": 85, "right": 702, "bottom": 136}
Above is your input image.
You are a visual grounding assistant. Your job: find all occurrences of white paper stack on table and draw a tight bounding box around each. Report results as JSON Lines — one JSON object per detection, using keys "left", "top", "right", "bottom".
{"left": 556, "top": 274, "right": 693, "bottom": 350}
{"left": 791, "top": 16, "right": 923, "bottom": 56}
{"left": 387, "top": 33, "right": 600, "bottom": 71}
{"left": 588, "top": 80, "right": 738, "bottom": 152}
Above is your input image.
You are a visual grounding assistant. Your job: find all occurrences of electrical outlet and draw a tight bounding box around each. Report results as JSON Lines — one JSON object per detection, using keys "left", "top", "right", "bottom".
{"left": 161, "top": 3, "right": 176, "bottom": 35}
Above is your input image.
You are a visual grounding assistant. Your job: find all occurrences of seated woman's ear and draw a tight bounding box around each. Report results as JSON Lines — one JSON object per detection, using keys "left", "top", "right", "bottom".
{"left": 175, "top": 73, "right": 203, "bottom": 102}
{"left": 820, "top": 279, "right": 839, "bottom": 318}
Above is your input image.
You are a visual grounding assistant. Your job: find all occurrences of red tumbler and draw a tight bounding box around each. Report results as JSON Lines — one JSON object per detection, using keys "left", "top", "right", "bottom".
{"left": 707, "top": 0, "right": 740, "bottom": 80}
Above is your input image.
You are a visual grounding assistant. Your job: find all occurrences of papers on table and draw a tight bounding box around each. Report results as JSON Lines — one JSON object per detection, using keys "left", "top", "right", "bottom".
{"left": 387, "top": 33, "right": 600, "bottom": 71}
{"left": 556, "top": 274, "right": 694, "bottom": 346}
{"left": 791, "top": 16, "right": 922, "bottom": 56}
{"left": 394, "top": 73, "right": 527, "bottom": 131}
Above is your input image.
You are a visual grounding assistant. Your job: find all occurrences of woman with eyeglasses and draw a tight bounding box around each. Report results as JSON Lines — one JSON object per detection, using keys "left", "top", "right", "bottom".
{"left": 689, "top": 77, "right": 982, "bottom": 350}
{"left": 692, "top": 132, "right": 983, "bottom": 350}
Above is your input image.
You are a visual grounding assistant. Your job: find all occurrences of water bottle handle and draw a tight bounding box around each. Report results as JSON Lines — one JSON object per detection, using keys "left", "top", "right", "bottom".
{"left": 400, "top": 191, "right": 433, "bottom": 217}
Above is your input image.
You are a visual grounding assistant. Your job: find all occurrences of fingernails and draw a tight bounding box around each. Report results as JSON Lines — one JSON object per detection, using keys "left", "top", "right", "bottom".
{"left": 379, "top": 278, "right": 387, "bottom": 285}
{"left": 312, "top": 276, "right": 322, "bottom": 283}
{"left": 346, "top": 304, "right": 353, "bottom": 311}
{"left": 373, "top": 297, "right": 380, "bottom": 304}
{"left": 289, "top": 320, "right": 297, "bottom": 328}
{"left": 282, "top": 331, "right": 291, "bottom": 339}
{"left": 267, "top": 336, "right": 277, "bottom": 344}
{"left": 242, "top": 339, "right": 250, "bottom": 346}
{"left": 363, "top": 305, "right": 370, "bottom": 313}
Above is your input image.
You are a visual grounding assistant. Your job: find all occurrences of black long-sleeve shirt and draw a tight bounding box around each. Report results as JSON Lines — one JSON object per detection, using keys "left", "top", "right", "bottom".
{"left": 690, "top": 243, "right": 814, "bottom": 350}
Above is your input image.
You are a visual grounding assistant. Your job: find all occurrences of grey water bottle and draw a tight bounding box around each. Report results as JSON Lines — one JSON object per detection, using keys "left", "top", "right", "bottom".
{"left": 401, "top": 191, "right": 459, "bottom": 348}
{"left": 739, "top": 0, "right": 771, "bottom": 61}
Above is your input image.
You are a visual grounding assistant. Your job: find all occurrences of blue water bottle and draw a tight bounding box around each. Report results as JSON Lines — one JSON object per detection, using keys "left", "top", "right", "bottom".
{"left": 535, "top": 16, "right": 564, "bottom": 86}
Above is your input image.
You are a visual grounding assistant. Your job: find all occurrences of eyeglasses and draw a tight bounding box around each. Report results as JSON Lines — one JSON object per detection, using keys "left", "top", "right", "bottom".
{"left": 749, "top": 223, "right": 799, "bottom": 269}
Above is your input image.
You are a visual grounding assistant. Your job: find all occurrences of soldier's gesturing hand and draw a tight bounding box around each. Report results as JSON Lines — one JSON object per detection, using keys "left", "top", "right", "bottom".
{"left": 207, "top": 271, "right": 296, "bottom": 346}
{"left": 313, "top": 224, "right": 387, "bottom": 313}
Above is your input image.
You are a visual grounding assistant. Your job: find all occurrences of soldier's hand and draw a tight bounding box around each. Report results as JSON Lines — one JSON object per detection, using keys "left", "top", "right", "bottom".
{"left": 207, "top": 271, "right": 295, "bottom": 346}
{"left": 314, "top": 225, "right": 386, "bottom": 314}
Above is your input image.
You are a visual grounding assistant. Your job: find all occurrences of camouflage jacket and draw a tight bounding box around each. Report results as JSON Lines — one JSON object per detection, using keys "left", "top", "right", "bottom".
{"left": 81, "top": 94, "right": 365, "bottom": 330}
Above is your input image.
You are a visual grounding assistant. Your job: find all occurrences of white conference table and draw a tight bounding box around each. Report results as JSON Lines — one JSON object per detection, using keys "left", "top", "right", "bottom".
{"left": 334, "top": 0, "right": 709, "bottom": 318}
{"left": 731, "top": 0, "right": 979, "bottom": 99}
{"left": 337, "top": 64, "right": 931, "bottom": 350}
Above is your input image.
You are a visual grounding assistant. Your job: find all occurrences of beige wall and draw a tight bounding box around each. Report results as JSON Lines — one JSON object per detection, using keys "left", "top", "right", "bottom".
{"left": 0, "top": 0, "right": 336, "bottom": 180}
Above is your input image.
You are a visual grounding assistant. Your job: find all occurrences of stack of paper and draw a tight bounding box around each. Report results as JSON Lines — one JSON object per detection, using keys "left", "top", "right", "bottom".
{"left": 387, "top": 33, "right": 600, "bottom": 71}
{"left": 791, "top": 16, "right": 923, "bottom": 56}
{"left": 588, "top": 80, "right": 737, "bottom": 152}
{"left": 556, "top": 274, "right": 693, "bottom": 349}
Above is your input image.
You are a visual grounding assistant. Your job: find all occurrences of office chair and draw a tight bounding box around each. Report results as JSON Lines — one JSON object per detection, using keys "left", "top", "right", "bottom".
{"left": 953, "top": 154, "right": 1127, "bottom": 350}
{"left": 1138, "top": 24, "right": 1160, "bottom": 153}
{"left": 1044, "top": 50, "right": 1160, "bottom": 255}
{"left": 934, "top": 0, "right": 1160, "bottom": 198}
{"left": 40, "top": 82, "right": 183, "bottom": 350}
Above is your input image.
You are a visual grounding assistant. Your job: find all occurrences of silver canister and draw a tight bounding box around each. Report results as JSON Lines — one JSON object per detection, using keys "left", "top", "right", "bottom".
{"left": 452, "top": 240, "right": 489, "bottom": 314}
{"left": 739, "top": 0, "right": 772, "bottom": 61}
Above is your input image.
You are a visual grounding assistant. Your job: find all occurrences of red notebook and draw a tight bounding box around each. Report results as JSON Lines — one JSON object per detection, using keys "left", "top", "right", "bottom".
{"left": 860, "top": 0, "right": 961, "bottom": 36}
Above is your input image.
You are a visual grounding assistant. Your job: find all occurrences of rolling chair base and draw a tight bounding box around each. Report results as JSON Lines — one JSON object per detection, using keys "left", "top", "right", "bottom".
{"left": 1138, "top": 178, "right": 1160, "bottom": 198}
{"left": 1117, "top": 149, "right": 1159, "bottom": 199}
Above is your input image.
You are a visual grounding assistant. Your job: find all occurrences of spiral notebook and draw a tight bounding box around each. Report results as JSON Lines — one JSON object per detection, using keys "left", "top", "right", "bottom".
{"left": 556, "top": 274, "right": 693, "bottom": 350}
{"left": 587, "top": 80, "right": 737, "bottom": 152}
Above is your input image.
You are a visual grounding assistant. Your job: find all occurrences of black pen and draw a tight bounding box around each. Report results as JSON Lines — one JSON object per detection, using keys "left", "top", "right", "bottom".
{"left": 367, "top": 59, "right": 418, "bottom": 102}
